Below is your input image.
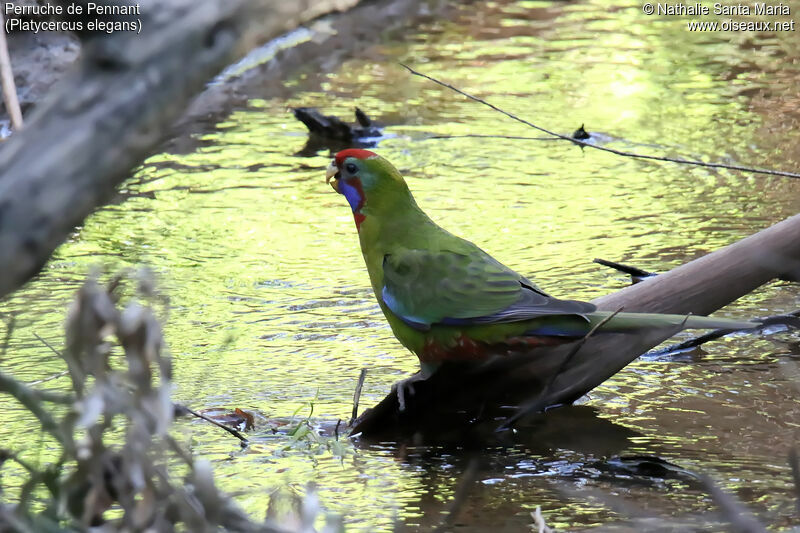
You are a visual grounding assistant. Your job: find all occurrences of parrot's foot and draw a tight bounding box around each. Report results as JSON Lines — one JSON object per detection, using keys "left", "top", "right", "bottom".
{"left": 392, "top": 373, "right": 426, "bottom": 412}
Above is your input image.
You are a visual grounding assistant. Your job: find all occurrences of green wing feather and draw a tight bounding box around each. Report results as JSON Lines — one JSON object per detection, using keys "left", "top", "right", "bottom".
{"left": 381, "top": 248, "right": 594, "bottom": 329}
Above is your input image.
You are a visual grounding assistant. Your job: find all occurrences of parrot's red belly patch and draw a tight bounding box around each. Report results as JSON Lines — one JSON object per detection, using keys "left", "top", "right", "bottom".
{"left": 418, "top": 334, "right": 570, "bottom": 363}
{"left": 420, "top": 335, "right": 486, "bottom": 363}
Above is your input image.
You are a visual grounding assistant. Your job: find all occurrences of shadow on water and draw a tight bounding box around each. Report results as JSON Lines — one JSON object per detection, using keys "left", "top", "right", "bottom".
{"left": 352, "top": 405, "right": 640, "bottom": 455}
{"left": 349, "top": 406, "right": 718, "bottom": 532}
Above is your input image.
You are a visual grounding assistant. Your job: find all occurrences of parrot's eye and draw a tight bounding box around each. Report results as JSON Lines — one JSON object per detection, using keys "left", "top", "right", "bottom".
{"left": 345, "top": 162, "right": 358, "bottom": 174}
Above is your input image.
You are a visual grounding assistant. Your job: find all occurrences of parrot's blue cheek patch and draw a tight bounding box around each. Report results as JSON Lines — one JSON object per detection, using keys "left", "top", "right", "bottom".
{"left": 339, "top": 178, "right": 365, "bottom": 213}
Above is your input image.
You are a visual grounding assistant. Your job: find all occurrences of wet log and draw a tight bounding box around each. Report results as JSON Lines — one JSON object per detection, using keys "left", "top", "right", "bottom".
{"left": 0, "top": 0, "right": 358, "bottom": 301}
{"left": 292, "top": 107, "right": 381, "bottom": 142}
{"left": 352, "top": 214, "right": 800, "bottom": 439}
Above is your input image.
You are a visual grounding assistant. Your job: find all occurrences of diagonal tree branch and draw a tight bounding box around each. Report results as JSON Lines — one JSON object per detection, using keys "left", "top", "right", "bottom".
{"left": 0, "top": 0, "right": 358, "bottom": 301}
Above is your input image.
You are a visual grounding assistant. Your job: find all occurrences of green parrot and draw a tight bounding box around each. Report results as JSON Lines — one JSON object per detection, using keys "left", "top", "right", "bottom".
{"left": 325, "top": 148, "right": 757, "bottom": 377}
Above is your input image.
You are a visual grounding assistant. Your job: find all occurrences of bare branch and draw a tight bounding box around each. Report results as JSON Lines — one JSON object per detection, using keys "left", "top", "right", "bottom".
{"left": 350, "top": 368, "right": 368, "bottom": 426}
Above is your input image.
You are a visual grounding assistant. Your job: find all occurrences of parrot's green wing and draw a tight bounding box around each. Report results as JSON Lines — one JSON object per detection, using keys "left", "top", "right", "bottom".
{"left": 381, "top": 249, "right": 595, "bottom": 330}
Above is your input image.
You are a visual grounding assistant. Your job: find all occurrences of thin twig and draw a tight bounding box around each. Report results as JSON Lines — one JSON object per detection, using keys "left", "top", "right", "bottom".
{"left": 349, "top": 367, "right": 367, "bottom": 426}
{"left": 165, "top": 434, "right": 195, "bottom": 467}
{"left": 1, "top": 314, "right": 14, "bottom": 359}
{"left": 32, "top": 332, "right": 63, "bottom": 358}
{"left": 0, "top": 449, "right": 36, "bottom": 474}
{"left": 177, "top": 405, "right": 249, "bottom": 445}
{"left": 0, "top": 12, "right": 23, "bottom": 131}
{"left": 27, "top": 370, "right": 70, "bottom": 387}
{"left": 547, "top": 307, "right": 625, "bottom": 390}
{"left": 27, "top": 332, "right": 71, "bottom": 386}
{"left": 0, "top": 371, "right": 64, "bottom": 444}
{"left": 401, "top": 63, "right": 800, "bottom": 180}
{"left": 499, "top": 307, "right": 624, "bottom": 430}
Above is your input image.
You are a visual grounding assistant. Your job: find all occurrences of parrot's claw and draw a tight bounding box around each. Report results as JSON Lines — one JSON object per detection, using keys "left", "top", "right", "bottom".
{"left": 392, "top": 373, "right": 426, "bottom": 412}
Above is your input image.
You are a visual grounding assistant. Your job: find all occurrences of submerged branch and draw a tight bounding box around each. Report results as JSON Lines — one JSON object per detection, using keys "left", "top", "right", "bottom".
{"left": 594, "top": 257, "right": 657, "bottom": 284}
{"left": 177, "top": 404, "right": 249, "bottom": 445}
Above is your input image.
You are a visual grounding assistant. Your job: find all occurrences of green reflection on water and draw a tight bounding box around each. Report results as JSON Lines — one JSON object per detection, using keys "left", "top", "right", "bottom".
{"left": 2, "top": 0, "right": 800, "bottom": 529}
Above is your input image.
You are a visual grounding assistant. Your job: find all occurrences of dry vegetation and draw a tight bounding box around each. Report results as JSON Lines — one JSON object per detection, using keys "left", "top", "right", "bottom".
{"left": 0, "top": 275, "right": 342, "bottom": 532}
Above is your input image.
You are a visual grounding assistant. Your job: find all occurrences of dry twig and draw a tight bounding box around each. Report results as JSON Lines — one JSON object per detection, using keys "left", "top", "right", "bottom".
{"left": 401, "top": 63, "right": 800, "bottom": 180}
{"left": 499, "top": 307, "right": 624, "bottom": 429}
{"left": 350, "top": 367, "right": 368, "bottom": 426}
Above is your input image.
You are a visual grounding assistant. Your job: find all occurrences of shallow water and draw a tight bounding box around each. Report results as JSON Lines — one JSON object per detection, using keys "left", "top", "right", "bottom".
{"left": 2, "top": 0, "right": 800, "bottom": 530}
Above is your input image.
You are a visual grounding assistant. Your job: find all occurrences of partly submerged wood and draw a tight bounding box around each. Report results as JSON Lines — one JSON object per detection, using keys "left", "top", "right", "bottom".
{"left": 352, "top": 214, "right": 800, "bottom": 438}
{"left": 0, "top": 0, "right": 358, "bottom": 301}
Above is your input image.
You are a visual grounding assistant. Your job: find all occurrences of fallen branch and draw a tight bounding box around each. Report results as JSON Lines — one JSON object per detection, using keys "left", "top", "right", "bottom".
{"left": 352, "top": 214, "right": 800, "bottom": 438}
{"left": 499, "top": 307, "right": 625, "bottom": 430}
{"left": 401, "top": 63, "right": 800, "bottom": 180}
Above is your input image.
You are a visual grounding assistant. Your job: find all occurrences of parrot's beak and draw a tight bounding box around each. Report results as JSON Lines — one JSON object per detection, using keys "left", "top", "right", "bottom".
{"left": 325, "top": 160, "right": 340, "bottom": 193}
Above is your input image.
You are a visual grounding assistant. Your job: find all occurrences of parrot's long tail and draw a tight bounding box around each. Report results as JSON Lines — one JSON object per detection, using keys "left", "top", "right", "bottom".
{"left": 587, "top": 311, "right": 758, "bottom": 332}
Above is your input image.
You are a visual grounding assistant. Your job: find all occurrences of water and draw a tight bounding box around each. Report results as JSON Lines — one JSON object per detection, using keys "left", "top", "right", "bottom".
{"left": 2, "top": 0, "right": 800, "bottom": 530}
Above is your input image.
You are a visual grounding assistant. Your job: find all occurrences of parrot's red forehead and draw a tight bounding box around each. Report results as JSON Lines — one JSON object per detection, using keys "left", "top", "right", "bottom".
{"left": 335, "top": 149, "right": 377, "bottom": 167}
